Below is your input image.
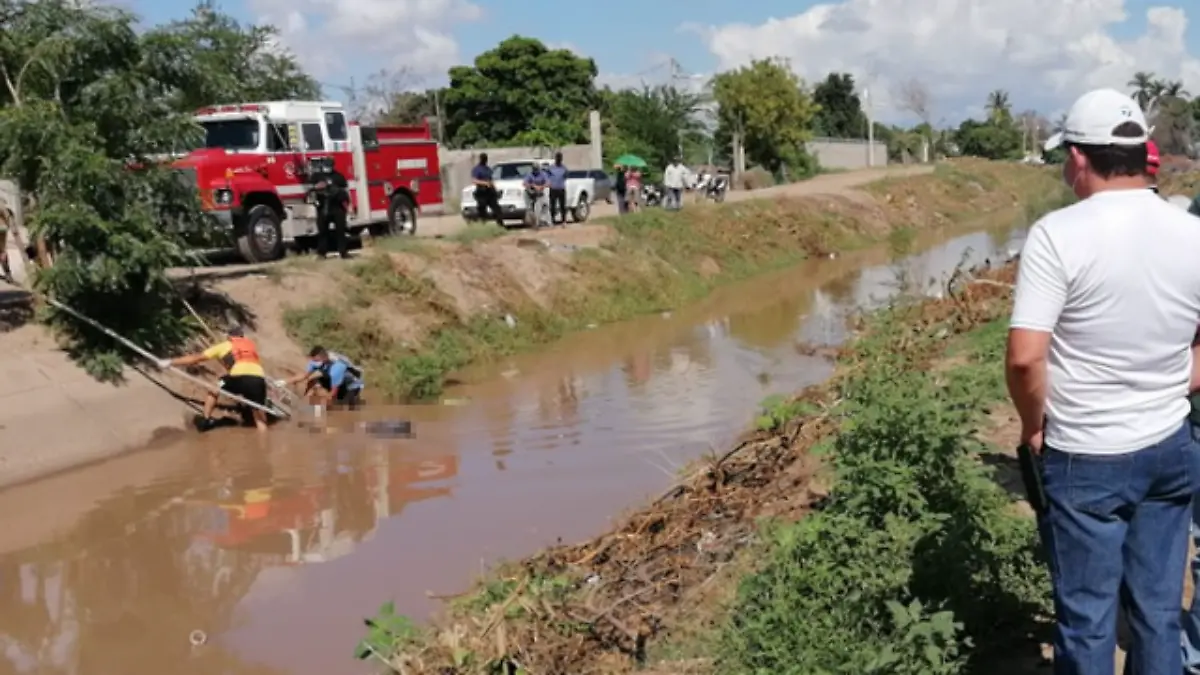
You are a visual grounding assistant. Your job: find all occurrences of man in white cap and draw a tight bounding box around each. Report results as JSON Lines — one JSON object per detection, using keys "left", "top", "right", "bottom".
{"left": 1006, "top": 87, "right": 1200, "bottom": 674}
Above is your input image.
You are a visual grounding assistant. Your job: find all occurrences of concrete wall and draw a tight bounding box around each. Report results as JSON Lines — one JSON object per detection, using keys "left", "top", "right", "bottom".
{"left": 438, "top": 144, "right": 594, "bottom": 204}
{"left": 807, "top": 137, "right": 890, "bottom": 170}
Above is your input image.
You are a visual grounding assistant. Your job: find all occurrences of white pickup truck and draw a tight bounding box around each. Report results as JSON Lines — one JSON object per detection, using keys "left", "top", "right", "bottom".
{"left": 461, "top": 159, "right": 594, "bottom": 226}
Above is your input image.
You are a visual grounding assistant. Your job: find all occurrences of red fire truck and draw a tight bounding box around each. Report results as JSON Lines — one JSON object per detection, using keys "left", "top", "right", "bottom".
{"left": 173, "top": 100, "right": 445, "bottom": 263}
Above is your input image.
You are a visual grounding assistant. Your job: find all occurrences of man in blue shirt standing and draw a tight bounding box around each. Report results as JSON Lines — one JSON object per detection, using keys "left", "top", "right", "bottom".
{"left": 471, "top": 153, "right": 503, "bottom": 225}
{"left": 545, "top": 152, "right": 570, "bottom": 226}
{"left": 523, "top": 163, "right": 551, "bottom": 228}
{"left": 278, "top": 345, "right": 365, "bottom": 411}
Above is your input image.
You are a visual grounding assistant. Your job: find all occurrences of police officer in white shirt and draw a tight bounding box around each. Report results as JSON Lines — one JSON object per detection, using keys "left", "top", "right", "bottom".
{"left": 1006, "top": 87, "right": 1200, "bottom": 675}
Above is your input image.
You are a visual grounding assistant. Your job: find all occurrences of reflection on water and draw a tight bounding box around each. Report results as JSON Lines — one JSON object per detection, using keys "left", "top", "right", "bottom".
{"left": 0, "top": 220, "right": 1027, "bottom": 675}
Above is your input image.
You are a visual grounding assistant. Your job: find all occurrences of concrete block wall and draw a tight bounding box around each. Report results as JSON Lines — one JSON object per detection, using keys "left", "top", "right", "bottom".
{"left": 806, "top": 138, "right": 890, "bottom": 170}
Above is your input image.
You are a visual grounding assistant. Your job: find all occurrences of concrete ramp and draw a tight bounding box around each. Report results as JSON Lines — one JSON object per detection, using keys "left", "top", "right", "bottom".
{"left": 0, "top": 324, "right": 190, "bottom": 488}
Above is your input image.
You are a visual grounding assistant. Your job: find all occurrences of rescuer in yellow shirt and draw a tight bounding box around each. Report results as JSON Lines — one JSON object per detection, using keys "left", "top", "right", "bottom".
{"left": 161, "top": 325, "right": 269, "bottom": 432}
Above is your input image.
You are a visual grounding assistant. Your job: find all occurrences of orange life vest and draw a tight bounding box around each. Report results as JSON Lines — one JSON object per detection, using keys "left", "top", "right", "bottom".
{"left": 223, "top": 336, "right": 261, "bottom": 369}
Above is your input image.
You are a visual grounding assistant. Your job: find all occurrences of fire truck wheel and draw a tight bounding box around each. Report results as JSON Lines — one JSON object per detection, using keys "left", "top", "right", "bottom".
{"left": 382, "top": 192, "right": 417, "bottom": 237}
{"left": 236, "top": 204, "right": 285, "bottom": 263}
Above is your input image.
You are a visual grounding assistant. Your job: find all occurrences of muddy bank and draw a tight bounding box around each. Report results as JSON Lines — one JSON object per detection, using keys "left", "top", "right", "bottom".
{"left": 370, "top": 260, "right": 1032, "bottom": 674}
{"left": 0, "top": 160, "right": 1060, "bottom": 490}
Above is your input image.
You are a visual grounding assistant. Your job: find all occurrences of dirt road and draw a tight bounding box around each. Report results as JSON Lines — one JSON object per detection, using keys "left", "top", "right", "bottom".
{"left": 173, "top": 164, "right": 933, "bottom": 280}
{"left": 416, "top": 165, "right": 932, "bottom": 238}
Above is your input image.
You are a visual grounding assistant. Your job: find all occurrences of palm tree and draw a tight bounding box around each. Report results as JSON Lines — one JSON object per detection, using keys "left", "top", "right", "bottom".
{"left": 1162, "top": 80, "right": 1190, "bottom": 99}
{"left": 985, "top": 90, "right": 1011, "bottom": 123}
{"left": 1129, "top": 71, "right": 1158, "bottom": 109}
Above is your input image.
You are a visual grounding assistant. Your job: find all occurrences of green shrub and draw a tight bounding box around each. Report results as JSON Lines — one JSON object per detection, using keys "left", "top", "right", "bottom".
{"left": 718, "top": 313, "right": 1050, "bottom": 673}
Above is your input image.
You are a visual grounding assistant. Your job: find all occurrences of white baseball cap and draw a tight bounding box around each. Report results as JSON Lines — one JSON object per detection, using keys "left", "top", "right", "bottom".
{"left": 1044, "top": 88, "right": 1148, "bottom": 151}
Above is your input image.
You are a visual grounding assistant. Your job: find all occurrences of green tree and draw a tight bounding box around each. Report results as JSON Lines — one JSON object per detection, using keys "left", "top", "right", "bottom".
{"left": 1153, "top": 94, "right": 1194, "bottom": 156}
{"left": 442, "top": 36, "right": 598, "bottom": 148}
{"left": 712, "top": 58, "right": 820, "bottom": 177}
{"left": 954, "top": 118, "right": 1021, "bottom": 160}
{"left": 139, "top": 0, "right": 319, "bottom": 112}
{"left": 811, "top": 72, "right": 867, "bottom": 138}
{"left": 885, "top": 127, "right": 924, "bottom": 163}
{"left": 600, "top": 85, "right": 707, "bottom": 172}
{"left": 0, "top": 0, "right": 315, "bottom": 380}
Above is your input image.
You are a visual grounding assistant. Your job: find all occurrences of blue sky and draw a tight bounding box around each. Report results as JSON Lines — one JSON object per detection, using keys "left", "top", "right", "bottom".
{"left": 130, "top": 0, "right": 1200, "bottom": 123}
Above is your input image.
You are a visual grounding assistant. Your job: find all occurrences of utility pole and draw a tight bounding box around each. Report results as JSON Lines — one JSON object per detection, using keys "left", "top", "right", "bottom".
{"left": 669, "top": 58, "right": 685, "bottom": 160}
{"left": 432, "top": 88, "right": 445, "bottom": 144}
{"left": 864, "top": 87, "right": 875, "bottom": 167}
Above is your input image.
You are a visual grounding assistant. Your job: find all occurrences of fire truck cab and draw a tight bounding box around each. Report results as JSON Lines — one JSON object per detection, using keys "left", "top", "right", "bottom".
{"left": 176, "top": 100, "right": 444, "bottom": 263}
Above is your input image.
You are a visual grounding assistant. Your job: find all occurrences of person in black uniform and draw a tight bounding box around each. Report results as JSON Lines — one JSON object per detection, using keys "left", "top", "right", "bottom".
{"left": 314, "top": 167, "right": 350, "bottom": 260}
{"left": 471, "top": 153, "right": 504, "bottom": 225}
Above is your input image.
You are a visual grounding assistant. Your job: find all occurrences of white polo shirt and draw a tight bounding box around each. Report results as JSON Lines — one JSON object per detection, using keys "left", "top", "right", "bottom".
{"left": 1011, "top": 188, "right": 1200, "bottom": 455}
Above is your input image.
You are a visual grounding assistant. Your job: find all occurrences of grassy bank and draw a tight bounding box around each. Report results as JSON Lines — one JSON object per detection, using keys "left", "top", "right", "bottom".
{"left": 282, "top": 160, "right": 1066, "bottom": 401}
{"left": 717, "top": 288, "right": 1045, "bottom": 674}
{"left": 351, "top": 259, "right": 1046, "bottom": 674}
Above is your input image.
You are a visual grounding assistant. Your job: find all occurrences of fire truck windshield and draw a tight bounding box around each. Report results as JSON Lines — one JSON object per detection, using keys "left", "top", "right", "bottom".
{"left": 199, "top": 118, "right": 262, "bottom": 150}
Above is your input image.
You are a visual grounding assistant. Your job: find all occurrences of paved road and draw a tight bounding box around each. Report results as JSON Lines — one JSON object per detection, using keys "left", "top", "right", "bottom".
{"left": 175, "top": 164, "right": 935, "bottom": 279}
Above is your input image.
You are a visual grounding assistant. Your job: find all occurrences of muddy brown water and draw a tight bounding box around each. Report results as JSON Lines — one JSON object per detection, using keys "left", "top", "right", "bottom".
{"left": 0, "top": 219, "right": 1026, "bottom": 675}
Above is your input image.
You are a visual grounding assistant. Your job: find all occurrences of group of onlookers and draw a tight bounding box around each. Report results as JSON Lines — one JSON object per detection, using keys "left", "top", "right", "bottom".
{"left": 1006, "top": 86, "right": 1200, "bottom": 675}
{"left": 612, "top": 157, "right": 691, "bottom": 214}
{"left": 612, "top": 162, "right": 644, "bottom": 215}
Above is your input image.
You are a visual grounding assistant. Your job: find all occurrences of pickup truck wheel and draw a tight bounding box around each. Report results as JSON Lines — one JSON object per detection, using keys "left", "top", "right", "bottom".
{"left": 380, "top": 192, "right": 417, "bottom": 237}
{"left": 236, "top": 205, "right": 284, "bottom": 263}
{"left": 571, "top": 193, "right": 590, "bottom": 223}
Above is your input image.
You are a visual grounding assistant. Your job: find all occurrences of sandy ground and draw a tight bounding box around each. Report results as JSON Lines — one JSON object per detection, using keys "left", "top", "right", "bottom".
{"left": 0, "top": 165, "right": 931, "bottom": 490}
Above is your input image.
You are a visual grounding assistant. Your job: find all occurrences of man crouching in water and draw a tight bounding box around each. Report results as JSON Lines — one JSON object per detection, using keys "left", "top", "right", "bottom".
{"left": 160, "top": 326, "right": 270, "bottom": 432}
{"left": 278, "top": 345, "right": 364, "bottom": 412}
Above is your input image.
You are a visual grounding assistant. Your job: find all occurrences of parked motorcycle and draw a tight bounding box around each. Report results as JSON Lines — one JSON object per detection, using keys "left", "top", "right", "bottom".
{"left": 706, "top": 174, "right": 729, "bottom": 202}
{"left": 694, "top": 172, "right": 729, "bottom": 203}
{"left": 641, "top": 184, "right": 664, "bottom": 208}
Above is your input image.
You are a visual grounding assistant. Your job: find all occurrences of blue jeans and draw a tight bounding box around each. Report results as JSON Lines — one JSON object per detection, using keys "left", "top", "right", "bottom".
{"left": 1182, "top": 485, "right": 1200, "bottom": 673}
{"left": 1040, "top": 421, "right": 1197, "bottom": 675}
{"left": 664, "top": 187, "right": 683, "bottom": 210}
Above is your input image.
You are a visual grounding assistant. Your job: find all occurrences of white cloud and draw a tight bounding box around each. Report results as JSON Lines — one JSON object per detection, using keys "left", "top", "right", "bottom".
{"left": 692, "top": 0, "right": 1200, "bottom": 123}
{"left": 249, "top": 0, "right": 484, "bottom": 81}
{"left": 546, "top": 41, "right": 585, "bottom": 56}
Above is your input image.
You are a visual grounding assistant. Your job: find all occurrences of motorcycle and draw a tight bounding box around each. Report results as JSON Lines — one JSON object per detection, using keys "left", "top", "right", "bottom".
{"left": 705, "top": 174, "right": 729, "bottom": 202}
{"left": 694, "top": 172, "right": 729, "bottom": 203}
{"left": 641, "top": 184, "right": 664, "bottom": 208}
